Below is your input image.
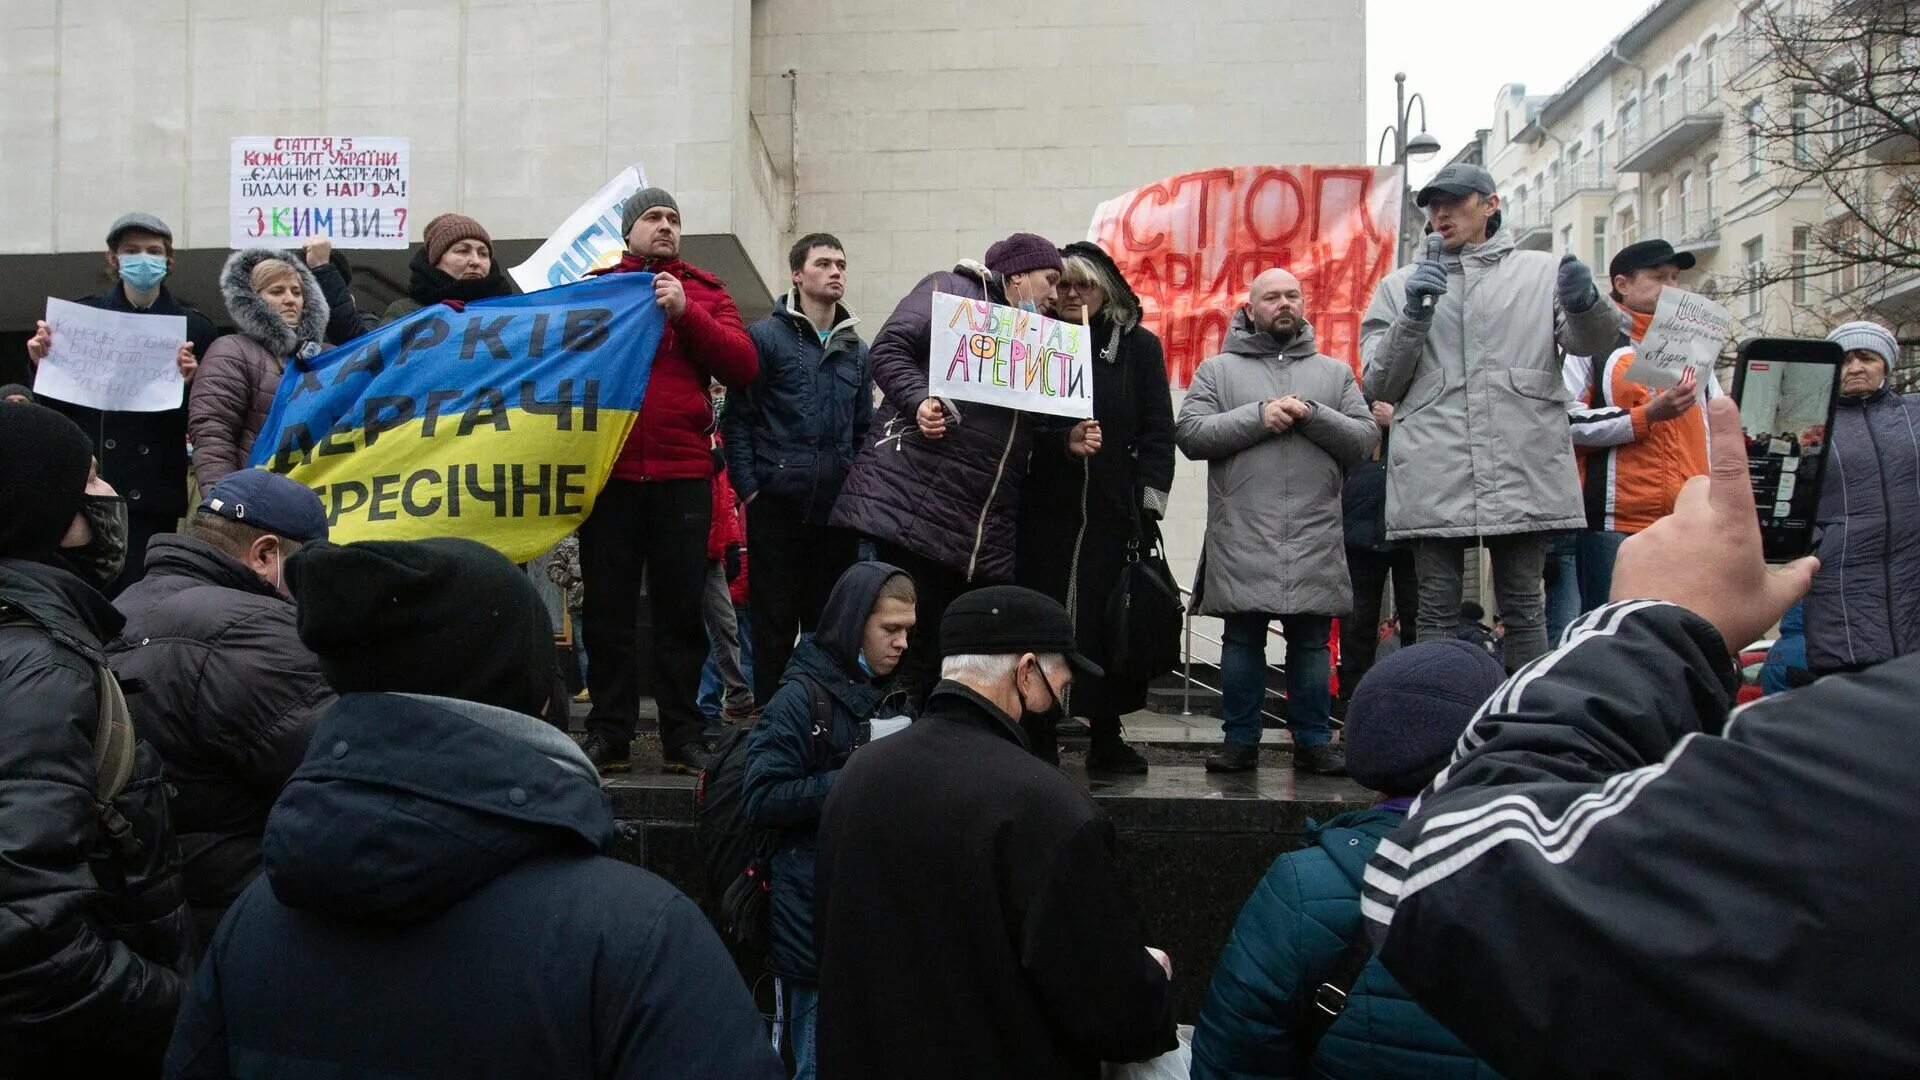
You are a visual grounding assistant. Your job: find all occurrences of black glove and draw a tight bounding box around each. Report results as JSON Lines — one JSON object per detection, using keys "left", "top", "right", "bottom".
{"left": 1556, "top": 253, "right": 1600, "bottom": 314}
{"left": 725, "top": 542, "right": 744, "bottom": 584}
{"left": 1403, "top": 234, "right": 1448, "bottom": 319}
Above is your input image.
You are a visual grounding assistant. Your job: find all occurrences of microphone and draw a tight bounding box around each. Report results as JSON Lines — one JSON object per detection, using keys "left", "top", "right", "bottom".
{"left": 1421, "top": 234, "right": 1443, "bottom": 312}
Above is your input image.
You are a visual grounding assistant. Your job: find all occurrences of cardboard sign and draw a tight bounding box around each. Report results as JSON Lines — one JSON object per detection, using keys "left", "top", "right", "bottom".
{"left": 510, "top": 164, "right": 651, "bottom": 293}
{"left": 1625, "top": 286, "right": 1732, "bottom": 389}
{"left": 1087, "top": 165, "right": 1401, "bottom": 387}
{"left": 928, "top": 292, "right": 1093, "bottom": 419}
{"left": 230, "top": 136, "right": 411, "bottom": 250}
{"left": 32, "top": 298, "right": 187, "bottom": 412}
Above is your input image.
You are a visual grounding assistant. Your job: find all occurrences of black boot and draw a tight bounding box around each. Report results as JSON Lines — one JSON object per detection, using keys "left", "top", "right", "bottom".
{"left": 580, "top": 733, "right": 631, "bottom": 776}
{"left": 1205, "top": 741, "right": 1261, "bottom": 773}
{"left": 1293, "top": 743, "right": 1348, "bottom": 776}
{"left": 1086, "top": 717, "right": 1148, "bottom": 775}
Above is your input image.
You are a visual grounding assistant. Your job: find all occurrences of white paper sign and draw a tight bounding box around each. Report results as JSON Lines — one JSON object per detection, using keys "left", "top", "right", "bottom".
{"left": 927, "top": 292, "right": 1093, "bottom": 419}
{"left": 230, "top": 136, "right": 411, "bottom": 250}
{"left": 510, "top": 164, "right": 650, "bottom": 293}
{"left": 1625, "top": 286, "right": 1733, "bottom": 389}
{"left": 33, "top": 298, "right": 188, "bottom": 412}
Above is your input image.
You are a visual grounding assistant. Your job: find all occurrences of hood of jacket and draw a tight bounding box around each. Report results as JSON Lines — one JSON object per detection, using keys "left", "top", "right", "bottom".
{"left": 1222, "top": 307, "right": 1322, "bottom": 360}
{"left": 138, "top": 534, "right": 282, "bottom": 601}
{"left": 772, "top": 292, "right": 861, "bottom": 345}
{"left": 590, "top": 251, "right": 729, "bottom": 293}
{"left": 261, "top": 691, "right": 611, "bottom": 924}
{"left": 405, "top": 244, "right": 520, "bottom": 306}
{"left": 811, "top": 560, "right": 910, "bottom": 678}
{"left": 1446, "top": 227, "right": 1518, "bottom": 271}
{"left": 1059, "top": 240, "right": 1142, "bottom": 331}
{"left": 0, "top": 556, "right": 123, "bottom": 654}
{"left": 1306, "top": 807, "right": 1406, "bottom": 892}
{"left": 220, "top": 248, "right": 331, "bottom": 357}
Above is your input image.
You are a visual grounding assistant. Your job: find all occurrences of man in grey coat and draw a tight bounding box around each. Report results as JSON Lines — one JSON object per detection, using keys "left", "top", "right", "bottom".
{"left": 1361, "top": 164, "right": 1619, "bottom": 671}
{"left": 1177, "top": 269, "right": 1378, "bottom": 774}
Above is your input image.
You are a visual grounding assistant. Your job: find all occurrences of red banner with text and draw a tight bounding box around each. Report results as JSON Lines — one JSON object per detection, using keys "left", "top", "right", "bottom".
{"left": 1086, "top": 165, "right": 1402, "bottom": 389}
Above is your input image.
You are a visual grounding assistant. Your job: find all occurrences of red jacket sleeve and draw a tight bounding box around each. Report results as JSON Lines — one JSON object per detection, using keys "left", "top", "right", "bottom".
{"left": 676, "top": 285, "right": 758, "bottom": 389}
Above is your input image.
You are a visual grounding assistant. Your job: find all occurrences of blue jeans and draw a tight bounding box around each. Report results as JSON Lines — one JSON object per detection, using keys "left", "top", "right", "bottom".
{"left": 568, "top": 605, "right": 588, "bottom": 687}
{"left": 1543, "top": 534, "right": 1580, "bottom": 647}
{"left": 698, "top": 604, "right": 754, "bottom": 717}
{"left": 776, "top": 979, "right": 818, "bottom": 1080}
{"left": 1221, "top": 613, "right": 1333, "bottom": 748}
{"left": 1575, "top": 530, "right": 1627, "bottom": 615}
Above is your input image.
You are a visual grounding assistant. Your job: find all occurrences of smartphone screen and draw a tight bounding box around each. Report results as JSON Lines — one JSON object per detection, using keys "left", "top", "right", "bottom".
{"left": 1730, "top": 338, "right": 1845, "bottom": 562}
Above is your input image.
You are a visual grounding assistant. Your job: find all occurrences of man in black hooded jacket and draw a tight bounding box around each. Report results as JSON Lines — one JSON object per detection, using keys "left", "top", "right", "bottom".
{"left": 164, "top": 537, "right": 782, "bottom": 1080}
{"left": 0, "top": 401, "right": 196, "bottom": 1076}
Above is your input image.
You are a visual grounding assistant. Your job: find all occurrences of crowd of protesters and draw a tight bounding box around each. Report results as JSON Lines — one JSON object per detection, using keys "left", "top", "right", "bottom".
{"left": 4, "top": 156, "right": 1917, "bottom": 1079}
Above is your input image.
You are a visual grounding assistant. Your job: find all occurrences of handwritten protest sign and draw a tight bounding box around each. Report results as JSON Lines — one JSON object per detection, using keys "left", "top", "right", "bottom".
{"left": 1087, "top": 166, "right": 1401, "bottom": 387}
{"left": 510, "top": 164, "right": 651, "bottom": 293}
{"left": 249, "top": 274, "right": 666, "bottom": 561}
{"left": 230, "top": 136, "right": 410, "bottom": 250}
{"left": 928, "top": 292, "right": 1093, "bottom": 419}
{"left": 1625, "top": 286, "right": 1733, "bottom": 389}
{"left": 32, "top": 298, "right": 187, "bottom": 412}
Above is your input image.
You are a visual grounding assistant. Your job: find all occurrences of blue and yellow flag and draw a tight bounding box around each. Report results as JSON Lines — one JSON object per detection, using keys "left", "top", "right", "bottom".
{"left": 249, "top": 273, "right": 665, "bottom": 561}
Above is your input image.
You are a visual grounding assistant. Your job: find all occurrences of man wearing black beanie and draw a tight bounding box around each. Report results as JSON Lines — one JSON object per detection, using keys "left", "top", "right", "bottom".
{"left": 0, "top": 401, "right": 196, "bottom": 1075}
{"left": 166, "top": 536, "right": 783, "bottom": 1079}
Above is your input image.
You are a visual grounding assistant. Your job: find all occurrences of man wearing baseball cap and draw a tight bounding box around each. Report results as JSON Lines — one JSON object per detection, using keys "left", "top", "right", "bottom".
{"left": 26, "top": 211, "right": 222, "bottom": 594}
{"left": 814, "top": 585, "right": 1177, "bottom": 1080}
{"left": 1561, "top": 238, "right": 1721, "bottom": 614}
{"left": 1361, "top": 164, "right": 1620, "bottom": 671}
{"left": 109, "top": 468, "right": 335, "bottom": 939}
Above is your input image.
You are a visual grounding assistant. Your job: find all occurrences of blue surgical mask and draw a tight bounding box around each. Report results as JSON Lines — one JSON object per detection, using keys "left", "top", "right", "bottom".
{"left": 118, "top": 253, "right": 168, "bottom": 290}
{"left": 857, "top": 652, "right": 874, "bottom": 677}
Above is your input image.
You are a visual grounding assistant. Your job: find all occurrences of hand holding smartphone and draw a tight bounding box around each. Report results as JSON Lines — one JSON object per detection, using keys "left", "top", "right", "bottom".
{"left": 1728, "top": 338, "right": 1845, "bottom": 562}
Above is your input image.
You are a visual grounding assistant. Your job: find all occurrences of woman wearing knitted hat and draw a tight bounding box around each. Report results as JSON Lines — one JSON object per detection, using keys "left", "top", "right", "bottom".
{"left": 830, "top": 232, "right": 1105, "bottom": 712}
{"left": 1192, "top": 639, "right": 1507, "bottom": 1080}
{"left": 380, "top": 213, "right": 520, "bottom": 324}
{"left": 1803, "top": 320, "right": 1920, "bottom": 676}
{"left": 188, "top": 250, "right": 332, "bottom": 490}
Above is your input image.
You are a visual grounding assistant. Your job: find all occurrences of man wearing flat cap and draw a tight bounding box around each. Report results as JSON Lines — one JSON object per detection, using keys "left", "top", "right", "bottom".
{"left": 1361, "top": 164, "right": 1620, "bottom": 671}
{"left": 110, "top": 468, "right": 336, "bottom": 940}
{"left": 814, "top": 585, "right": 1177, "bottom": 1080}
{"left": 1561, "top": 238, "right": 1720, "bottom": 612}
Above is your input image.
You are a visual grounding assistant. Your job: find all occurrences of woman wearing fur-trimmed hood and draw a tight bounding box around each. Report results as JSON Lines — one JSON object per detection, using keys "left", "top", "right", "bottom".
{"left": 188, "top": 249, "right": 331, "bottom": 488}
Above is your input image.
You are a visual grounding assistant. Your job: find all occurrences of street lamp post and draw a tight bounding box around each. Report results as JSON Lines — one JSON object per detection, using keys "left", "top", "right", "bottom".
{"left": 1377, "top": 72, "right": 1442, "bottom": 266}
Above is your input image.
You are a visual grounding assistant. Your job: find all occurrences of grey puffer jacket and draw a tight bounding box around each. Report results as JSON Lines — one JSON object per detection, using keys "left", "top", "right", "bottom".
{"left": 188, "top": 249, "right": 330, "bottom": 488}
{"left": 1176, "top": 315, "right": 1377, "bottom": 617}
{"left": 830, "top": 261, "right": 1064, "bottom": 582}
{"left": 1361, "top": 230, "right": 1620, "bottom": 540}
{"left": 1805, "top": 385, "right": 1920, "bottom": 673}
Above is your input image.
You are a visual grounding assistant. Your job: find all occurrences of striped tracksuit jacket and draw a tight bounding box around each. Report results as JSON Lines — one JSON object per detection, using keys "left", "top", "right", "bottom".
{"left": 1363, "top": 601, "right": 1920, "bottom": 1077}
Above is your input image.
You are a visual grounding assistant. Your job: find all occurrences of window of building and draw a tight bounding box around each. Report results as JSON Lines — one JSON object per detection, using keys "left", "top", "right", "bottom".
{"left": 1620, "top": 206, "right": 1638, "bottom": 247}
{"left": 1791, "top": 226, "right": 1811, "bottom": 304}
{"left": 1703, "top": 157, "right": 1719, "bottom": 219}
{"left": 1702, "top": 35, "right": 1719, "bottom": 98}
{"left": 1792, "top": 89, "right": 1812, "bottom": 164}
{"left": 1677, "top": 56, "right": 1693, "bottom": 104}
{"left": 1654, "top": 74, "right": 1671, "bottom": 129}
{"left": 1594, "top": 216, "right": 1609, "bottom": 272}
{"left": 1620, "top": 100, "right": 1639, "bottom": 153}
{"left": 1679, "top": 172, "right": 1694, "bottom": 236}
{"left": 1593, "top": 121, "right": 1608, "bottom": 173}
{"left": 1655, "top": 187, "right": 1670, "bottom": 238}
{"left": 1562, "top": 225, "right": 1574, "bottom": 251}
{"left": 1745, "top": 100, "right": 1765, "bottom": 178}
{"left": 1744, "top": 236, "right": 1766, "bottom": 317}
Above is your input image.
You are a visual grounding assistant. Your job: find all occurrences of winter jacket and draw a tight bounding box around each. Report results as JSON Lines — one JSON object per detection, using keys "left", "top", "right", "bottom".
{"left": 1804, "top": 384, "right": 1920, "bottom": 673}
{"left": 709, "top": 450, "right": 750, "bottom": 606}
{"left": 379, "top": 244, "right": 522, "bottom": 326}
{"left": 0, "top": 557, "right": 196, "bottom": 1077}
{"left": 815, "top": 679, "right": 1177, "bottom": 1080}
{"left": 1361, "top": 229, "right": 1621, "bottom": 540}
{"left": 830, "top": 262, "right": 1064, "bottom": 583}
{"left": 307, "top": 253, "right": 378, "bottom": 346}
{"left": 42, "top": 286, "right": 221, "bottom": 520}
{"left": 1563, "top": 306, "right": 1719, "bottom": 534}
{"left": 1365, "top": 600, "right": 1920, "bottom": 1076}
{"left": 163, "top": 691, "right": 784, "bottom": 1080}
{"left": 742, "top": 561, "right": 908, "bottom": 981}
{"left": 108, "top": 535, "right": 333, "bottom": 940}
{"left": 725, "top": 293, "right": 874, "bottom": 523}
{"left": 587, "top": 253, "right": 758, "bottom": 482}
{"left": 1760, "top": 602, "right": 1807, "bottom": 695}
{"left": 1017, "top": 241, "right": 1177, "bottom": 718}
{"left": 1177, "top": 314, "right": 1378, "bottom": 617}
{"left": 189, "top": 249, "right": 331, "bottom": 488}
{"left": 1192, "top": 807, "right": 1498, "bottom": 1080}
{"left": 1342, "top": 427, "right": 1393, "bottom": 554}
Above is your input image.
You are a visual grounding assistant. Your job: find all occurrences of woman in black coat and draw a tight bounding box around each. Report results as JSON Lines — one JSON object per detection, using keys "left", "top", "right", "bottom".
{"left": 1017, "top": 241, "right": 1176, "bottom": 773}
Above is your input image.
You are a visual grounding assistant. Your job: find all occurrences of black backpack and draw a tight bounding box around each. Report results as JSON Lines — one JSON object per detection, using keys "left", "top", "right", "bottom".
{"left": 695, "top": 673, "right": 833, "bottom": 952}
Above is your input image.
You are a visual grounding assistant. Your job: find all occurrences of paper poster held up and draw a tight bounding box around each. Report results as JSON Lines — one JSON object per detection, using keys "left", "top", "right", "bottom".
{"left": 928, "top": 292, "right": 1093, "bottom": 420}
{"left": 1625, "top": 285, "right": 1733, "bottom": 389}
{"left": 229, "top": 136, "right": 411, "bottom": 250}
{"left": 32, "top": 298, "right": 187, "bottom": 413}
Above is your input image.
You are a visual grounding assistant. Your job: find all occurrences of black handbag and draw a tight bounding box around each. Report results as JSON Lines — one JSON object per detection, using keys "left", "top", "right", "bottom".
{"left": 1104, "top": 510, "right": 1184, "bottom": 678}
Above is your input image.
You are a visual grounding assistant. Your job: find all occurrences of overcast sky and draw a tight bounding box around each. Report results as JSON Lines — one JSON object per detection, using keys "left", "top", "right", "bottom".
{"left": 1366, "top": 0, "right": 1657, "bottom": 186}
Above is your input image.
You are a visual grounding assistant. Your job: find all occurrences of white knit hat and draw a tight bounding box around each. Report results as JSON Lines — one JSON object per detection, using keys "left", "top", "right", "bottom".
{"left": 1827, "top": 321, "right": 1900, "bottom": 367}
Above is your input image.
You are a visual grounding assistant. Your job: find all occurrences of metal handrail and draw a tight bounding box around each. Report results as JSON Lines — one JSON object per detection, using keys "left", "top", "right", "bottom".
{"left": 1177, "top": 587, "right": 1290, "bottom": 726}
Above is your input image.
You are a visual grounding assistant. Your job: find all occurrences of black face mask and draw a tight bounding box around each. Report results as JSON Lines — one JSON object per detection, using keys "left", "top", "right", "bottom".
{"left": 64, "top": 494, "right": 128, "bottom": 589}
{"left": 1017, "top": 664, "right": 1067, "bottom": 736}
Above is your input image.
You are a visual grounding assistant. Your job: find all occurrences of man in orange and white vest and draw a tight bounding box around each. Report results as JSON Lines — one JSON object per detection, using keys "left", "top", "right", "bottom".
{"left": 1562, "top": 239, "right": 1721, "bottom": 612}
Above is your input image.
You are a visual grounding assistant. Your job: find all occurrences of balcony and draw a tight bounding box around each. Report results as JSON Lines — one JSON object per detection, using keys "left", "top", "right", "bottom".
{"left": 1617, "top": 82, "right": 1724, "bottom": 173}
{"left": 1553, "top": 162, "right": 1615, "bottom": 209}
{"left": 1671, "top": 210, "right": 1723, "bottom": 255}
{"left": 1505, "top": 190, "right": 1554, "bottom": 251}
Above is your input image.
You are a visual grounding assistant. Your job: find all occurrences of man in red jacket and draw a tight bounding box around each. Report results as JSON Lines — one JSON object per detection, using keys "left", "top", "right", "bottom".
{"left": 579, "top": 188, "right": 758, "bottom": 775}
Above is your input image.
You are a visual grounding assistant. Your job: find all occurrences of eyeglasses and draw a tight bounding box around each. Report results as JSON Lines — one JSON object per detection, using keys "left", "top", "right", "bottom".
{"left": 1058, "top": 281, "right": 1103, "bottom": 294}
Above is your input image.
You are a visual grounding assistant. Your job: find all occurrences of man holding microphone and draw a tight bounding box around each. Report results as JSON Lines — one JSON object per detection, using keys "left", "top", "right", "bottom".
{"left": 1361, "top": 164, "right": 1620, "bottom": 671}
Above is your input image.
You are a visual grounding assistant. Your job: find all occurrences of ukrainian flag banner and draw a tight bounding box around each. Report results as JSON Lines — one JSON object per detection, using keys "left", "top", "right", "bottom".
{"left": 248, "top": 273, "right": 666, "bottom": 561}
